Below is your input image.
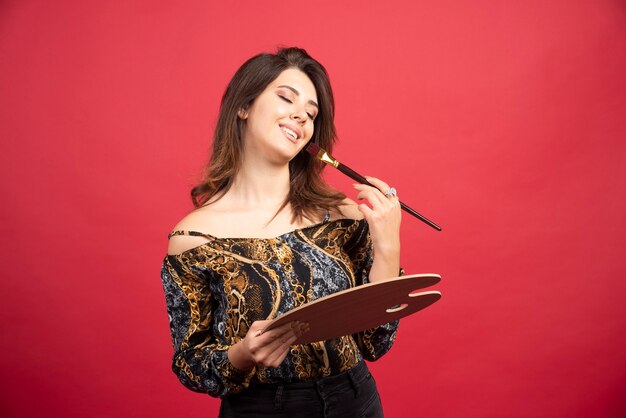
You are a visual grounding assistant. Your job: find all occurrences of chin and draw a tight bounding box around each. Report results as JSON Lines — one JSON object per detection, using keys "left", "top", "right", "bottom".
{"left": 274, "top": 145, "right": 305, "bottom": 163}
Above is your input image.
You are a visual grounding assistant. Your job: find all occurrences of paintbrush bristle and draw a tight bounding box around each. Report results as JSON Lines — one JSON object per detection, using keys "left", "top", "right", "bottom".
{"left": 306, "top": 142, "right": 338, "bottom": 167}
{"left": 306, "top": 142, "right": 321, "bottom": 156}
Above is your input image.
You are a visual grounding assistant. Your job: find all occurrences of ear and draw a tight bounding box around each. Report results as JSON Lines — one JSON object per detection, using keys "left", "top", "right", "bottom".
{"left": 237, "top": 108, "right": 248, "bottom": 119}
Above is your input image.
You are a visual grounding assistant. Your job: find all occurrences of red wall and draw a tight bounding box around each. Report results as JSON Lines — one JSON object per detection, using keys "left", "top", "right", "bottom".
{"left": 2, "top": 1, "right": 625, "bottom": 417}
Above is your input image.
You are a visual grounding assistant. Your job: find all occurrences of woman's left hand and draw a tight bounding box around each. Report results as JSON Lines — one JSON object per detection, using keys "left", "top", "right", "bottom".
{"left": 353, "top": 176, "right": 401, "bottom": 258}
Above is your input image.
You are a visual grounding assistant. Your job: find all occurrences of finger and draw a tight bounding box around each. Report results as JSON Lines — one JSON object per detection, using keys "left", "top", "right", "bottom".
{"left": 364, "top": 176, "right": 397, "bottom": 202}
{"left": 270, "top": 323, "right": 299, "bottom": 345}
{"left": 261, "top": 320, "right": 299, "bottom": 340}
{"left": 357, "top": 184, "right": 401, "bottom": 213}
{"left": 250, "top": 319, "right": 273, "bottom": 337}
{"left": 264, "top": 323, "right": 311, "bottom": 368}
{"left": 259, "top": 330, "right": 298, "bottom": 367}
{"left": 294, "top": 321, "right": 310, "bottom": 338}
{"left": 357, "top": 188, "right": 396, "bottom": 215}
{"left": 364, "top": 177, "right": 400, "bottom": 204}
{"left": 353, "top": 184, "right": 387, "bottom": 208}
{"left": 273, "top": 322, "right": 306, "bottom": 346}
{"left": 364, "top": 176, "right": 391, "bottom": 195}
{"left": 357, "top": 203, "right": 375, "bottom": 221}
{"left": 265, "top": 334, "right": 299, "bottom": 367}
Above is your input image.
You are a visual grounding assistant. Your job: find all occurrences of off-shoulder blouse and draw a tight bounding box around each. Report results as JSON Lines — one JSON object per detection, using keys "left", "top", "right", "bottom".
{"left": 160, "top": 217, "right": 398, "bottom": 398}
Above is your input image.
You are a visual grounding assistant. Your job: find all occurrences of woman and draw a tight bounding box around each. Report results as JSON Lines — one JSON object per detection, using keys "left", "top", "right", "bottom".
{"left": 161, "top": 47, "right": 402, "bottom": 417}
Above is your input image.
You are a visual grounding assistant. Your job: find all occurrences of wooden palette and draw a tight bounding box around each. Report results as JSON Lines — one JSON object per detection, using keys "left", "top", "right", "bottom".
{"left": 263, "top": 273, "right": 442, "bottom": 345}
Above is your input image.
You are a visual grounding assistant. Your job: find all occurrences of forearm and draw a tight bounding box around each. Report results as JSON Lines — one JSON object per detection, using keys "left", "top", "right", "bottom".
{"left": 368, "top": 245, "right": 400, "bottom": 283}
{"left": 173, "top": 347, "right": 256, "bottom": 397}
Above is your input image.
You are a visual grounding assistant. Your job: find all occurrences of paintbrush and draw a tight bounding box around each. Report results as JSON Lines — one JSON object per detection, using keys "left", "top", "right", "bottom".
{"left": 306, "top": 143, "right": 442, "bottom": 231}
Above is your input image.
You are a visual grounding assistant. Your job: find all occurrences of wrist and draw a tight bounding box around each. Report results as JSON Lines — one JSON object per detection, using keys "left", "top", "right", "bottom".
{"left": 373, "top": 242, "right": 400, "bottom": 261}
{"left": 228, "top": 340, "right": 255, "bottom": 372}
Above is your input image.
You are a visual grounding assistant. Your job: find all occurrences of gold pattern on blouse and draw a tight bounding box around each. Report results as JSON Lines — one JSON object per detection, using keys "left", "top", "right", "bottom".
{"left": 161, "top": 219, "right": 398, "bottom": 397}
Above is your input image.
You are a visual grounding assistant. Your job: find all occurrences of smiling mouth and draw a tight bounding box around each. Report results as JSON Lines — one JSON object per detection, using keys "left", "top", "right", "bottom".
{"left": 280, "top": 126, "right": 299, "bottom": 141}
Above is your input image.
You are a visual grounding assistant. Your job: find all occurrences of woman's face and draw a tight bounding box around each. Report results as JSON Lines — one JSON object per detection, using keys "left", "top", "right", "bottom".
{"left": 241, "top": 68, "right": 319, "bottom": 165}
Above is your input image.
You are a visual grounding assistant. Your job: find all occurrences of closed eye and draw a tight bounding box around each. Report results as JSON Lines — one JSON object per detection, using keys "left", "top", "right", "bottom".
{"left": 279, "top": 93, "right": 316, "bottom": 120}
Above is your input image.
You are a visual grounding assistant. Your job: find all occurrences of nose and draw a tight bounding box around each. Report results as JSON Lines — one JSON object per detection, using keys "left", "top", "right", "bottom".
{"left": 290, "top": 107, "right": 307, "bottom": 124}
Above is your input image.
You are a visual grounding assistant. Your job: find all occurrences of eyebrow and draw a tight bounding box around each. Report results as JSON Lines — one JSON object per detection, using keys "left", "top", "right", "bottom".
{"left": 277, "top": 85, "right": 319, "bottom": 109}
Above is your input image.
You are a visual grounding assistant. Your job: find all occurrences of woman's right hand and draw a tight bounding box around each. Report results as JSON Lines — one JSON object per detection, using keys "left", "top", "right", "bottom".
{"left": 228, "top": 320, "right": 309, "bottom": 371}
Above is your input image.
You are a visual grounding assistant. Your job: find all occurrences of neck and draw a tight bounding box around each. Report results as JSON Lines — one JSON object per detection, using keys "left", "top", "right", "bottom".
{"left": 228, "top": 158, "right": 291, "bottom": 209}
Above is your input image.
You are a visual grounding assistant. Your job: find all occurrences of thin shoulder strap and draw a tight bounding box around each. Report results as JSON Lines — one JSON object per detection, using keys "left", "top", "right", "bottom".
{"left": 168, "top": 230, "right": 214, "bottom": 240}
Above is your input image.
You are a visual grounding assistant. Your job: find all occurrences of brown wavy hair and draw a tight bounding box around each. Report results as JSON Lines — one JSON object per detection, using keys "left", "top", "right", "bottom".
{"left": 191, "top": 47, "right": 345, "bottom": 222}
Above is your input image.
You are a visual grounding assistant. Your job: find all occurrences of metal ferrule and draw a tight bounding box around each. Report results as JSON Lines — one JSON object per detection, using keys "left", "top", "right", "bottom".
{"left": 318, "top": 151, "right": 339, "bottom": 167}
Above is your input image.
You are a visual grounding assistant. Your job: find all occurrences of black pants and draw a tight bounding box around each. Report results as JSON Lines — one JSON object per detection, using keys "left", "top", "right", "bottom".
{"left": 219, "top": 361, "right": 384, "bottom": 418}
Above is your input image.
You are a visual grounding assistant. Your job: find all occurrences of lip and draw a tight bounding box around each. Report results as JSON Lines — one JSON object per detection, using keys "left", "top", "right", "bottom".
{"left": 279, "top": 123, "right": 302, "bottom": 143}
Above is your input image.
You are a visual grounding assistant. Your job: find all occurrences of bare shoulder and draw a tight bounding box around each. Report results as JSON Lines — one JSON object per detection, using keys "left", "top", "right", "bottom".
{"left": 334, "top": 197, "right": 364, "bottom": 221}
{"left": 167, "top": 206, "right": 219, "bottom": 256}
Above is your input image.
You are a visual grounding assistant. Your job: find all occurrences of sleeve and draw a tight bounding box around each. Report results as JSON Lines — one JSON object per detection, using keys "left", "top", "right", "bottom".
{"left": 161, "top": 255, "right": 256, "bottom": 398}
{"left": 344, "top": 220, "right": 400, "bottom": 361}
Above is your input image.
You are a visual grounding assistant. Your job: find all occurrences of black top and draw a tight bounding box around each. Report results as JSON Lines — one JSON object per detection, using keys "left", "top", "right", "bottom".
{"left": 161, "top": 218, "right": 398, "bottom": 398}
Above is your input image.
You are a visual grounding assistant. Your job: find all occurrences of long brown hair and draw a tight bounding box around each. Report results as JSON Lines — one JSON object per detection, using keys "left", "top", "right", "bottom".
{"left": 191, "top": 47, "right": 345, "bottom": 222}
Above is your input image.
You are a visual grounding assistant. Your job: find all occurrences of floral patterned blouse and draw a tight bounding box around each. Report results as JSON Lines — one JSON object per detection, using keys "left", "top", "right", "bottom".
{"left": 160, "top": 217, "right": 398, "bottom": 398}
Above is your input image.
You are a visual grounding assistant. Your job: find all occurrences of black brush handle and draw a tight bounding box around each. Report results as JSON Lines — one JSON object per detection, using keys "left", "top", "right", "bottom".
{"left": 337, "top": 163, "right": 369, "bottom": 184}
{"left": 337, "top": 163, "right": 442, "bottom": 231}
{"left": 399, "top": 202, "right": 442, "bottom": 231}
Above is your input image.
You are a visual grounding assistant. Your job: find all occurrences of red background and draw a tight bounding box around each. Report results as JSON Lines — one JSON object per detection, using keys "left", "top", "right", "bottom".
{"left": 2, "top": 1, "right": 625, "bottom": 417}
